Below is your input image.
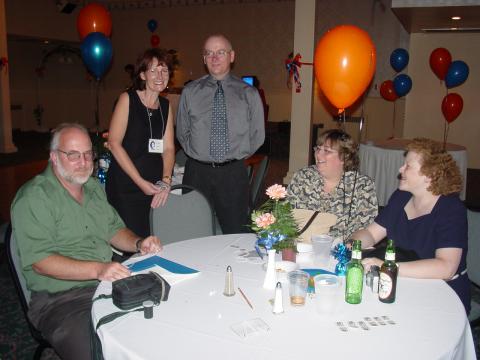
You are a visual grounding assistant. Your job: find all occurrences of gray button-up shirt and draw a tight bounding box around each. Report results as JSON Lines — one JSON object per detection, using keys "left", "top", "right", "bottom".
{"left": 176, "top": 74, "right": 265, "bottom": 161}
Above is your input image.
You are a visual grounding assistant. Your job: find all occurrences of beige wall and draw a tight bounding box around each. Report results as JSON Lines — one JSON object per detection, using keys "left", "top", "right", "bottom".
{"left": 7, "top": 1, "right": 477, "bottom": 168}
{"left": 405, "top": 33, "right": 480, "bottom": 168}
{"left": 6, "top": 0, "right": 294, "bottom": 130}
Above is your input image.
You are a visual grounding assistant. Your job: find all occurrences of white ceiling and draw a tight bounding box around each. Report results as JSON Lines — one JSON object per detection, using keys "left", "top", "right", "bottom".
{"left": 391, "top": 0, "right": 480, "bottom": 32}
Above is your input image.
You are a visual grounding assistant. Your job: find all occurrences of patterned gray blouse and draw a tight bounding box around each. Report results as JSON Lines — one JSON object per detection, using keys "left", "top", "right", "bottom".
{"left": 287, "top": 166, "right": 378, "bottom": 240}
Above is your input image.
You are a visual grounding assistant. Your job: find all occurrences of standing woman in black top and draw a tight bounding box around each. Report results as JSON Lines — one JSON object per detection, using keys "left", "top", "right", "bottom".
{"left": 106, "top": 48, "right": 175, "bottom": 238}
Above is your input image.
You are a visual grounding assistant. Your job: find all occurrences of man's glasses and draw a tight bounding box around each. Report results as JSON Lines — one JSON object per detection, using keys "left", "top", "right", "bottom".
{"left": 203, "top": 49, "right": 231, "bottom": 59}
{"left": 313, "top": 146, "right": 338, "bottom": 155}
{"left": 57, "top": 149, "right": 95, "bottom": 162}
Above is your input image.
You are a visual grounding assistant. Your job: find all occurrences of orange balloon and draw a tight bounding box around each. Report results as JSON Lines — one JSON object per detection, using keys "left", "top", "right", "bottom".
{"left": 314, "top": 25, "right": 376, "bottom": 113}
{"left": 77, "top": 3, "right": 112, "bottom": 40}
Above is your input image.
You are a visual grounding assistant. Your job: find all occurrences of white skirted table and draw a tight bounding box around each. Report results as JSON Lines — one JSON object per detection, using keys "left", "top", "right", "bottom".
{"left": 359, "top": 139, "right": 467, "bottom": 206}
{"left": 92, "top": 234, "right": 475, "bottom": 360}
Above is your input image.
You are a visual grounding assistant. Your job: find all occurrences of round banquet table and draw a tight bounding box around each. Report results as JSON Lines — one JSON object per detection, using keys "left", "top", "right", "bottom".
{"left": 359, "top": 139, "right": 467, "bottom": 207}
{"left": 92, "top": 234, "right": 475, "bottom": 360}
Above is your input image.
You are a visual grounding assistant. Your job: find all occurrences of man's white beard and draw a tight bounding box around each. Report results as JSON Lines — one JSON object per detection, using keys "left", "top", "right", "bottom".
{"left": 56, "top": 160, "right": 93, "bottom": 185}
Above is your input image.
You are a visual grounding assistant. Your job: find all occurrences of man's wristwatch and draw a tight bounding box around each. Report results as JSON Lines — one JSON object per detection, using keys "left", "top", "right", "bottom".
{"left": 135, "top": 238, "right": 144, "bottom": 252}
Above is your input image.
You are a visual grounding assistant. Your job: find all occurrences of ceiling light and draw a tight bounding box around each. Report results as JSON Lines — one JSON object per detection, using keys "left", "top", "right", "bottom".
{"left": 451, "top": 16, "right": 461, "bottom": 20}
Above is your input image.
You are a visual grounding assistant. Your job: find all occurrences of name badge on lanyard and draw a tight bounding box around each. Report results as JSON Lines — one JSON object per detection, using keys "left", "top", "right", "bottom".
{"left": 148, "top": 138, "right": 163, "bottom": 153}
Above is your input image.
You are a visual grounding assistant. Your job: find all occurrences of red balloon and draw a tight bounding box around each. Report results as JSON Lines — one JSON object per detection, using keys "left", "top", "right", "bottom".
{"left": 150, "top": 34, "right": 160, "bottom": 47}
{"left": 77, "top": 3, "right": 112, "bottom": 40}
{"left": 430, "top": 48, "right": 452, "bottom": 81}
{"left": 380, "top": 80, "right": 398, "bottom": 101}
{"left": 441, "top": 93, "right": 463, "bottom": 123}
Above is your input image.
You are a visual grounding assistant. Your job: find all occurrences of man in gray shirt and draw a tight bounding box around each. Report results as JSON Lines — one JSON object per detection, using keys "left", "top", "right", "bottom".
{"left": 176, "top": 34, "right": 265, "bottom": 233}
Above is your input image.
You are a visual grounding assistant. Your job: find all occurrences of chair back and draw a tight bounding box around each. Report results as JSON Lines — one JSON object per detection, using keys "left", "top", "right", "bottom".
{"left": 175, "top": 148, "right": 188, "bottom": 167}
{"left": 5, "top": 224, "right": 31, "bottom": 306}
{"left": 4, "top": 223, "right": 51, "bottom": 358}
{"left": 150, "top": 184, "right": 215, "bottom": 245}
{"left": 467, "top": 209, "right": 480, "bottom": 287}
{"left": 250, "top": 155, "right": 269, "bottom": 211}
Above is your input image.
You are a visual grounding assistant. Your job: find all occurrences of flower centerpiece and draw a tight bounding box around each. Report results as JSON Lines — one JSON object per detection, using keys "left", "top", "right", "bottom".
{"left": 251, "top": 184, "right": 299, "bottom": 258}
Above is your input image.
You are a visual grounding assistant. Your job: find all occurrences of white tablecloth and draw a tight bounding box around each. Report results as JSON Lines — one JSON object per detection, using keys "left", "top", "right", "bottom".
{"left": 92, "top": 234, "right": 475, "bottom": 360}
{"left": 359, "top": 140, "right": 467, "bottom": 206}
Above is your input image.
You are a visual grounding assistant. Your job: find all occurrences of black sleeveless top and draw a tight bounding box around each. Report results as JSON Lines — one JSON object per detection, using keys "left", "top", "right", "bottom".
{"left": 107, "top": 89, "right": 169, "bottom": 193}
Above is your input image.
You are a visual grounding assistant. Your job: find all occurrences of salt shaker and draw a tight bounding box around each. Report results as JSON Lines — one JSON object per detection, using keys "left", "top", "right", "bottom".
{"left": 272, "top": 282, "right": 284, "bottom": 314}
{"left": 223, "top": 265, "right": 236, "bottom": 296}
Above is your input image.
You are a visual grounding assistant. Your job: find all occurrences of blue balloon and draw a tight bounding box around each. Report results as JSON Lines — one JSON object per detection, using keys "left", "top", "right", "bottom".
{"left": 147, "top": 19, "right": 158, "bottom": 33}
{"left": 390, "top": 48, "right": 409, "bottom": 72}
{"left": 393, "top": 74, "right": 412, "bottom": 97}
{"left": 445, "top": 60, "right": 469, "bottom": 89}
{"left": 81, "top": 32, "right": 113, "bottom": 80}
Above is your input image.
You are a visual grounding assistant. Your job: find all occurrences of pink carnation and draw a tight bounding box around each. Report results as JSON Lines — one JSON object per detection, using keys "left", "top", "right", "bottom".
{"left": 255, "top": 213, "right": 276, "bottom": 229}
{"left": 266, "top": 184, "right": 287, "bottom": 200}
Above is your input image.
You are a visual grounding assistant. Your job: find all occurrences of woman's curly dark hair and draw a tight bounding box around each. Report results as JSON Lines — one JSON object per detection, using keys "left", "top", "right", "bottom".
{"left": 405, "top": 138, "right": 462, "bottom": 195}
{"left": 132, "top": 48, "right": 172, "bottom": 90}
{"left": 317, "top": 129, "right": 359, "bottom": 172}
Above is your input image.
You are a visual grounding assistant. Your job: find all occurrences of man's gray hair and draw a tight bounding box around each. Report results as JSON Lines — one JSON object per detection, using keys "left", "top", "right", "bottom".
{"left": 50, "top": 123, "right": 90, "bottom": 151}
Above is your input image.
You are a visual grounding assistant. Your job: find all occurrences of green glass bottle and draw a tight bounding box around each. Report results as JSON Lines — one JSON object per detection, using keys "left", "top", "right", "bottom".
{"left": 345, "top": 240, "right": 364, "bottom": 304}
{"left": 379, "top": 239, "right": 398, "bottom": 303}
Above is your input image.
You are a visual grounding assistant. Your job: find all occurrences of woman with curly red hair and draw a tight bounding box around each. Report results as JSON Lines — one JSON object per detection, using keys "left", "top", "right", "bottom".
{"left": 352, "top": 138, "right": 470, "bottom": 313}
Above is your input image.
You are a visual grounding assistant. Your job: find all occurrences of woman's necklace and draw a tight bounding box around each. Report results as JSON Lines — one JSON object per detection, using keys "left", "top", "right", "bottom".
{"left": 141, "top": 92, "right": 165, "bottom": 139}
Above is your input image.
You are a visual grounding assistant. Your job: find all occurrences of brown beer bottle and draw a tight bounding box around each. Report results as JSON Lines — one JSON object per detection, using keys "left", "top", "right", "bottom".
{"left": 378, "top": 239, "right": 398, "bottom": 303}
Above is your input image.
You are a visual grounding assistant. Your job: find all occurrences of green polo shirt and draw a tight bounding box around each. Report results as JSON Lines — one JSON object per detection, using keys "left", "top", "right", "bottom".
{"left": 11, "top": 163, "right": 125, "bottom": 293}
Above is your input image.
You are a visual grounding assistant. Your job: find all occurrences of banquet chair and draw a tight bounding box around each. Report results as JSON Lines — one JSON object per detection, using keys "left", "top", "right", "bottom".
{"left": 249, "top": 155, "right": 269, "bottom": 213}
{"left": 150, "top": 184, "right": 215, "bottom": 245}
{"left": 175, "top": 148, "right": 188, "bottom": 167}
{"left": 467, "top": 209, "right": 480, "bottom": 326}
{"left": 4, "top": 223, "right": 53, "bottom": 360}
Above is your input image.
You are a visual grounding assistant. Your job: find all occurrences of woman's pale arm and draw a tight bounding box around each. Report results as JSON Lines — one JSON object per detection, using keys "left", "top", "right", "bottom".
{"left": 397, "top": 248, "right": 462, "bottom": 280}
{"left": 151, "top": 104, "right": 175, "bottom": 208}
{"left": 108, "top": 92, "right": 161, "bottom": 196}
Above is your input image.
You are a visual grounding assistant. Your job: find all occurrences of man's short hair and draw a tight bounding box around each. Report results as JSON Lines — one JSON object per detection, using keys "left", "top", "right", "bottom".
{"left": 50, "top": 123, "right": 90, "bottom": 152}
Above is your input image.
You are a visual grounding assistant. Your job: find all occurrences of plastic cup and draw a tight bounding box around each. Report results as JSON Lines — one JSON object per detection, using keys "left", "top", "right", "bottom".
{"left": 311, "top": 234, "right": 333, "bottom": 263}
{"left": 288, "top": 270, "right": 310, "bottom": 306}
{"left": 314, "top": 274, "right": 340, "bottom": 315}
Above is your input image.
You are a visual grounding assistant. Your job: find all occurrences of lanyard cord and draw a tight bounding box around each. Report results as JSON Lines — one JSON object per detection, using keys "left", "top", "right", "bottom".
{"left": 143, "top": 94, "right": 165, "bottom": 139}
{"left": 342, "top": 170, "right": 358, "bottom": 242}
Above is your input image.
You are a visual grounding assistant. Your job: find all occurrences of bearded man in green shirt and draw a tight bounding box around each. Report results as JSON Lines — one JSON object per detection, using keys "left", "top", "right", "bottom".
{"left": 11, "top": 123, "right": 162, "bottom": 360}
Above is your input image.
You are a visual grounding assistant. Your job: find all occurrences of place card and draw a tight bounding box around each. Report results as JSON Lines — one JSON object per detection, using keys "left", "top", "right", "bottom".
{"left": 230, "top": 318, "right": 270, "bottom": 338}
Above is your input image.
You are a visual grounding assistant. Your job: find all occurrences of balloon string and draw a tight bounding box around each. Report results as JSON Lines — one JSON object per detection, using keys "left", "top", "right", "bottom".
{"left": 95, "top": 80, "right": 100, "bottom": 131}
{"left": 443, "top": 122, "right": 449, "bottom": 150}
{"left": 391, "top": 100, "right": 396, "bottom": 139}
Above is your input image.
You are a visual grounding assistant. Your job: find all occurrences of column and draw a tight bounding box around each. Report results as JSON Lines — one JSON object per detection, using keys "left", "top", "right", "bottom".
{"left": 0, "top": 0, "right": 17, "bottom": 153}
{"left": 283, "top": 0, "right": 315, "bottom": 184}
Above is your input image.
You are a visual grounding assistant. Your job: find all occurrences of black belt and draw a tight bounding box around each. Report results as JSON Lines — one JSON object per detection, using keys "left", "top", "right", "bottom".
{"left": 191, "top": 158, "right": 240, "bottom": 168}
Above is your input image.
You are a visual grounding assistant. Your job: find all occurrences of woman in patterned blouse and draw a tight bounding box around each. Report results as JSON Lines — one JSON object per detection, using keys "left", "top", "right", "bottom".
{"left": 287, "top": 129, "right": 378, "bottom": 240}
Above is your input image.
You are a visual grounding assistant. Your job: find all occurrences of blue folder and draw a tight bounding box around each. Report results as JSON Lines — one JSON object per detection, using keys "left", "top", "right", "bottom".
{"left": 128, "top": 256, "right": 199, "bottom": 274}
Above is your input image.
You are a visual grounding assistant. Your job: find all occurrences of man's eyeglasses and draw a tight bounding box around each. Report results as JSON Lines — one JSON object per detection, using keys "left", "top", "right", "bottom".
{"left": 57, "top": 149, "right": 95, "bottom": 162}
{"left": 203, "top": 49, "right": 231, "bottom": 59}
{"left": 313, "top": 146, "right": 338, "bottom": 155}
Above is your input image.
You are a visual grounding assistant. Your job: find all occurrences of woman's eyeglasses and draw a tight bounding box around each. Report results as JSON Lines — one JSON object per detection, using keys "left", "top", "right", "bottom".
{"left": 313, "top": 146, "right": 338, "bottom": 155}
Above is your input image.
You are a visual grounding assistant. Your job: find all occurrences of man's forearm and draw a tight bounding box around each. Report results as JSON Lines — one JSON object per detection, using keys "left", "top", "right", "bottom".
{"left": 109, "top": 228, "right": 139, "bottom": 253}
{"left": 32, "top": 254, "right": 104, "bottom": 281}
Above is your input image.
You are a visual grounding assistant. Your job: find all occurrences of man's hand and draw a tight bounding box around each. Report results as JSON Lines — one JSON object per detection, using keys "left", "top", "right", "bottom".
{"left": 138, "top": 236, "right": 162, "bottom": 255}
{"left": 96, "top": 262, "right": 131, "bottom": 281}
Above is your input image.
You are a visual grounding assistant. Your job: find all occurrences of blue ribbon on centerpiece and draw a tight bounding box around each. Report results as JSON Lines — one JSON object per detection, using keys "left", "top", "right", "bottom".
{"left": 255, "top": 231, "right": 286, "bottom": 259}
{"left": 331, "top": 243, "right": 351, "bottom": 276}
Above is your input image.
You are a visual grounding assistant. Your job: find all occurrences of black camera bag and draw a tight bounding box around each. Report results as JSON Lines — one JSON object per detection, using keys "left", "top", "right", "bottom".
{"left": 112, "top": 272, "right": 170, "bottom": 310}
